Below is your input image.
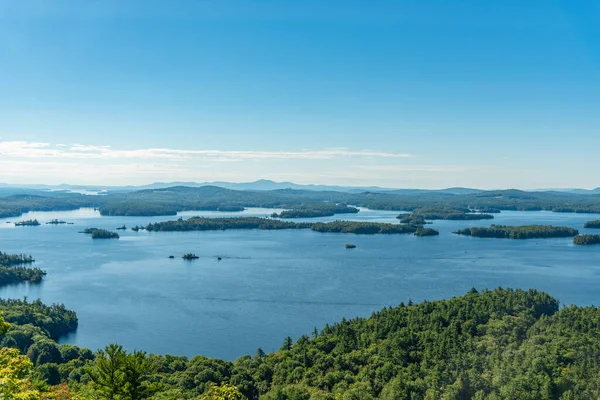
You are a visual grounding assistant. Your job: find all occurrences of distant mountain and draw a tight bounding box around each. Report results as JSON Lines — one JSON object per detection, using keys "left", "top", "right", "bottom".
{"left": 534, "top": 188, "right": 600, "bottom": 195}
{"left": 2, "top": 180, "right": 596, "bottom": 195}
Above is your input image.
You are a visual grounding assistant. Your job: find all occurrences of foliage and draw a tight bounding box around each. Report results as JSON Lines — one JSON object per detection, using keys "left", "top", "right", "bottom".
{"left": 454, "top": 225, "right": 579, "bottom": 239}
{"left": 573, "top": 234, "right": 600, "bottom": 245}
{"left": 0, "top": 298, "right": 78, "bottom": 340}
{"left": 200, "top": 383, "right": 245, "bottom": 400}
{"left": 0, "top": 347, "right": 41, "bottom": 399}
{"left": 85, "top": 344, "right": 157, "bottom": 400}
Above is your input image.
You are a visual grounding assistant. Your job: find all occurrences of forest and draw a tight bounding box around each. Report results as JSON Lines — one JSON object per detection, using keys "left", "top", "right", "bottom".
{"left": 454, "top": 225, "right": 579, "bottom": 239}
{"left": 5, "top": 288, "right": 600, "bottom": 399}
{"left": 144, "top": 217, "right": 428, "bottom": 235}
{"left": 5, "top": 186, "right": 600, "bottom": 219}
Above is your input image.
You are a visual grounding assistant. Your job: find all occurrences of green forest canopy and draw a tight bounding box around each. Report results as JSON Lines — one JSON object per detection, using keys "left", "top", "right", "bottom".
{"left": 5, "top": 288, "right": 600, "bottom": 399}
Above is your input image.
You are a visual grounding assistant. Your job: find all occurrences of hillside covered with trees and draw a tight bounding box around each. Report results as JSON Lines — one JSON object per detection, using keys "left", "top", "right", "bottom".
{"left": 4, "top": 288, "right": 600, "bottom": 398}
{"left": 5, "top": 186, "right": 600, "bottom": 219}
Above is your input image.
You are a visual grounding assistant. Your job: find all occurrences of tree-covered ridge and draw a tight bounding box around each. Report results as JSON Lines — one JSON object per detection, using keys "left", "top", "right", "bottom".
{"left": 271, "top": 205, "right": 360, "bottom": 219}
{"left": 584, "top": 220, "right": 600, "bottom": 228}
{"left": 0, "top": 192, "right": 97, "bottom": 219}
{"left": 5, "top": 186, "right": 600, "bottom": 219}
{"left": 454, "top": 225, "right": 579, "bottom": 239}
{"left": 8, "top": 288, "right": 600, "bottom": 398}
{"left": 573, "top": 234, "right": 600, "bottom": 245}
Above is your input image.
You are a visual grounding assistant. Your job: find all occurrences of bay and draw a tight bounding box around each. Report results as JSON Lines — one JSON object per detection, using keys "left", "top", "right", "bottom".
{"left": 0, "top": 208, "right": 599, "bottom": 359}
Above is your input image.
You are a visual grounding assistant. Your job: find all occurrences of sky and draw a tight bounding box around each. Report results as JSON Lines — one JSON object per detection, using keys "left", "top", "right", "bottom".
{"left": 0, "top": 0, "right": 599, "bottom": 189}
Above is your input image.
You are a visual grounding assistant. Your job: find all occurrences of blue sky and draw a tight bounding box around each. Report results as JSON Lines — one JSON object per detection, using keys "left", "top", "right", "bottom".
{"left": 0, "top": 1, "right": 599, "bottom": 188}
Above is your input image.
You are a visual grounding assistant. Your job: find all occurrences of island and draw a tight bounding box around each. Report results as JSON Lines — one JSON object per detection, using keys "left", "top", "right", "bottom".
{"left": 0, "top": 251, "right": 45, "bottom": 286}
{"left": 80, "top": 228, "right": 120, "bottom": 239}
{"left": 584, "top": 220, "right": 600, "bottom": 229}
{"left": 46, "top": 219, "right": 67, "bottom": 225}
{"left": 0, "top": 252, "right": 34, "bottom": 266}
{"left": 574, "top": 234, "right": 600, "bottom": 245}
{"left": 183, "top": 253, "right": 199, "bottom": 260}
{"left": 397, "top": 213, "right": 427, "bottom": 224}
{"left": 454, "top": 225, "right": 579, "bottom": 239}
{"left": 116, "top": 225, "right": 127, "bottom": 230}
{"left": 14, "top": 219, "right": 40, "bottom": 226}
{"left": 271, "top": 205, "right": 359, "bottom": 219}
{"left": 410, "top": 206, "right": 495, "bottom": 221}
{"left": 414, "top": 227, "right": 440, "bottom": 236}
{"left": 144, "top": 217, "right": 421, "bottom": 235}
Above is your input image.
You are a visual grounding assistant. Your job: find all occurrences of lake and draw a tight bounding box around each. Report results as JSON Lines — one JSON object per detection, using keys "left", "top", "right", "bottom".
{"left": 1, "top": 208, "right": 599, "bottom": 360}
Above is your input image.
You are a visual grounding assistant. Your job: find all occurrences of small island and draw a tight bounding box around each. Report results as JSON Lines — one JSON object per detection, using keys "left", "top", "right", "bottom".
{"left": 345, "top": 244, "right": 356, "bottom": 249}
{"left": 414, "top": 227, "right": 440, "bottom": 237}
{"left": 397, "top": 213, "right": 427, "bottom": 225}
{"left": 46, "top": 219, "right": 67, "bottom": 225}
{"left": 584, "top": 220, "right": 600, "bottom": 229}
{"left": 116, "top": 225, "right": 127, "bottom": 230}
{"left": 0, "top": 251, "right": 45, "bottom": 286}
{"left": 574, "top": 234, "right": 600, "bottom": 245}
{"left": 80, "top": 228, "right": 120, "bottom": 239}
{"left": 272, "top": 205, "right": 360, "bottom": 219}
{"left": 183, "top": 253, "right": 199, "bottom": 260}
{"left": 0, "top": 252, "right": 34, "bottom": 266}
{"left": 454, "top": 225, "right": 579, "bottom": 239}
{"left": 15, "top": 219, "right": 40, "bottom": 226}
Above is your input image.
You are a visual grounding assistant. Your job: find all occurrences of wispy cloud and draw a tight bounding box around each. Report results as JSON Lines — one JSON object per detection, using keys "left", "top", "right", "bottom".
{"left": 353, "top": 165, "right": 478, "bottom": 173}
{"left": 0, "top": 141, "right": 413, "bottom": 161}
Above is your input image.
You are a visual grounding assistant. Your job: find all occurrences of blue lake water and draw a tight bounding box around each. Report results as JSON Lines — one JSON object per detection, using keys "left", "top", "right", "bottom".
{"left": 0, "top": 208, "right": 599, "bottom": 360}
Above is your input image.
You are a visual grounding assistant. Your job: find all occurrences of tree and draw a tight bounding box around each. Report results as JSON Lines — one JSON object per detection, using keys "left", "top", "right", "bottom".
{"left": 200, "top": 383, "right": 245, "bottom": 400}
{"left": 86, "top": 345, "right": 156, "bottom": 400}
{"left": 122, "top": 350, "right": 156, "bottom": 400}
{"left": 282, "top": 337, "right": 293, "bottom": 351}
{"left": 86, "top": 344, "right": 127, "bottom": 400}
{"left": 0, "top": 314, "right": 10, "bottom": 335}
{"left": 0, "top": 347, "right": 40, "bottom": 399}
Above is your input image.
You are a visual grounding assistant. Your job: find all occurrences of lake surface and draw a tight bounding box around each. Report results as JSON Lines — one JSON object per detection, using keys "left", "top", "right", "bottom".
{"left": 1, "top": 208, "right": 599, "bottom": 360}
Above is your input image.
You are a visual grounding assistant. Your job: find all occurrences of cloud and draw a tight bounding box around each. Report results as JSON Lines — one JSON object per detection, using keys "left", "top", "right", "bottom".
{"left": 353, "top": 165, "right": 478, "bottom": 173}
{"left": 0, "top": 141, "right": 412, "bottom": 161}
